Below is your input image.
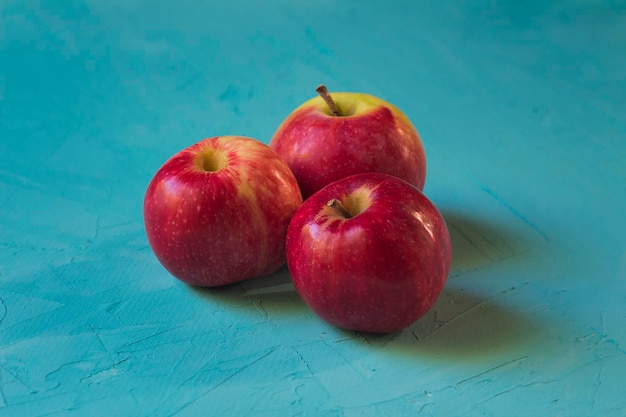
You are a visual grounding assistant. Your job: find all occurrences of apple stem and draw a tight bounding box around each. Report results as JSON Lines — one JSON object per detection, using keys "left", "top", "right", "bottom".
{"left": 316, "top": 84, "right": 340, "bottom": 116}
{"left": 327, "top": 198, "right": 352, "bottom": 219}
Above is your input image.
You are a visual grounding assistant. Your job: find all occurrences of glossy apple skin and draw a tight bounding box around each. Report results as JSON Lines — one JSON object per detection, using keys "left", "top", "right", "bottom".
{"left": 144, "top": 136, "right": 302, "bottom": 287}
{"left": 286, "top": 173, "right": 451, "bottom": 333}
{"left": 270, "top": 92, "right": 426, "bottom": 199}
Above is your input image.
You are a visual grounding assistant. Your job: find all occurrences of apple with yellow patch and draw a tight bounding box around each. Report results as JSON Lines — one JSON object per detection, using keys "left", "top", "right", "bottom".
{"left": 144, "top": 136, "right": 302, "bottom": 287}
{"left": 286, "top": 173, "right": 451, "bottom": 333}
{"left": 270, "top": 85, "right": 427, "bottom": 199}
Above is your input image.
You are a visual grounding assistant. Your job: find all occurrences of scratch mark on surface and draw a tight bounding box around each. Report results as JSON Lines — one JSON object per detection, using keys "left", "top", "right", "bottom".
{"left": 418, "top": 401, "right": 435, "bottom": 416}
{"left": 168, "top": 347, "right": 278, "bottom": 417}
{"left": 605, "top": 338, "right": 626, "bottom": 355}
{"left": 472, "top": 379, "right": 559, "bottom": 406}
{"left": 475, "top": 225, "right": 515, "bottom": 256}
{"left": 0, "top": 303, "right": 65, "bottom": 333}
{"left": 591, "top": 361, "right": 602, "bottom": 411}
{"left": 0, "top": 363, "right": 35, "bottom": 394}
{"left": 448, "top": 222, "right": 494, "bottom": 260}
{"left": 0, "top": 169, "right": 45, "bottom": 189}
{"left": 596, "top": 311, "right": 606, "bottom": 346}
{"left": 411, "top": 329, "right": 420, "bottom": 341}
{"left": 326, "top": 340, "right": 369, "bottom": 381}
{"left": 291, "top": 346, "right": 314, "bottom": 376}
{"left": 45, "top": 360, "right": 87, "bottom": 381}
{"left": 481, "top": 185, "right": 550, "bottom": 241}
{"left": 116, "top": 325, "right": 184, "bottom": 351}
{"left": 575, "top": 332, "right": 597, "bottom": 343}
{"left": 0, "top": 365, "right": 6, "bottom": 407}
{"left": 422, "top": 283, "right": 528, "bottom": 339}
{"left": 255, "top": 299, "right": 268, "bottom": 320}
{"left": 80, "top": 357, "right": 130, "bottom": 384}
{"left": 0, "top": 298, "right": 6, "bottom": 327}
{"left": 89, "top": 215, "right": 101, "bottom": 243}
{"left": 163, "top": 341, "right": 195, "bottom": 380}
{"left": 456, "top": 356, "right": 528, "bottom": 386}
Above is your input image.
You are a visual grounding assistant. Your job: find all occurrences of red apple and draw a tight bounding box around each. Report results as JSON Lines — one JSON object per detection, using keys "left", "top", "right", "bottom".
{"left": 270, "top": 85, "right": 427, "bottom": 199}
{"left": 286, "top": 173, "right": 451, "bottom": 333}
{"left": 144, "top": 136, "right": 303, "bottom": 287}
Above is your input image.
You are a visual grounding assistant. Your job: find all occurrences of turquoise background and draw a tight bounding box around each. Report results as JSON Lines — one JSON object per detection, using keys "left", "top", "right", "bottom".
{"left": 1, "top": 1, "right": 625, "bottom": 416}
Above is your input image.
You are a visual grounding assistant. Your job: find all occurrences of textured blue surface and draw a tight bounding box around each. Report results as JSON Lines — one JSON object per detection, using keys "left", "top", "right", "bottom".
{"left": 1, "top": 1, "right": 625, "bottom": 416}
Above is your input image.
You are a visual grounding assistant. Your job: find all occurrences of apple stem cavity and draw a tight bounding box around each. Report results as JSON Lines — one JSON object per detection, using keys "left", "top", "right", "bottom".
{"left": 316, "top": 84, "right": 340, "bottom": 116}
{"left": 195, "top": 148, "right": 227, "bottom": 173}
{"left": 327, "top": 198, "right": 352, "bottom": 219}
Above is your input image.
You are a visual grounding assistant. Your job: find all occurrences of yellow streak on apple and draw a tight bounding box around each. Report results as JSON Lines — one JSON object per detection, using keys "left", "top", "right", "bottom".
{"left": 230, "top": 138, "right": 271, "bottom": 273}
{"left": 194, "top": 137, "right": 271, "bottom": 274}
{"left": 236, "top": 171, "right": 269, "bottom": 272}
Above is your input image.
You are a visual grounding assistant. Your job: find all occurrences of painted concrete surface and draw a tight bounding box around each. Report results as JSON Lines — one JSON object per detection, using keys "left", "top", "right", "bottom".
{"left": 1, "top": 1, "right": 625, "bottom": 416}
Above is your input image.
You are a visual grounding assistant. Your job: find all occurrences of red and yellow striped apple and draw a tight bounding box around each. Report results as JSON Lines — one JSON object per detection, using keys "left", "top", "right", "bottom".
{"left": 144, "top": 136, "right": 302, "bottom": 287}
{"left": 286, "top": 173, "right": 451, "bottom": 333}
{"left": 270, "top": 85, "right": 427, "bottom": 199}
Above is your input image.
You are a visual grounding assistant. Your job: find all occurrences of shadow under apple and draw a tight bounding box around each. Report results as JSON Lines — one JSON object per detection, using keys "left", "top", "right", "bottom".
{"left": 348, "top": 284, "right": 546, "bottom": 361}
{"left": 442, "top": 208, "right": 533, "bottom": 279}
{"left": 189, "top": 209, "right": 545, "bottom": 361}
{"left": 190, "top": 273, "right": 544, "bottom": 363}
{"left": 188, "top": 265, "right": 309, "bottom": 319}
{"left": 350, "top": 209, "right": 546, "bottom": 359}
